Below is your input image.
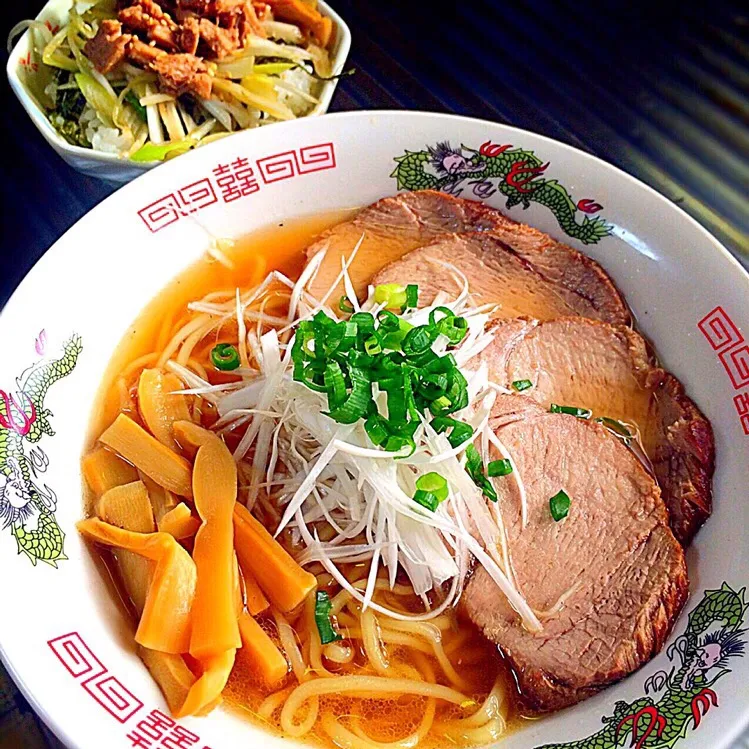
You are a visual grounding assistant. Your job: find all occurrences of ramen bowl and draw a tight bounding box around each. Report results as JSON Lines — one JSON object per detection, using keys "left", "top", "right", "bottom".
{"left": 0, "top": 111, "right": 747, "bottom": 749}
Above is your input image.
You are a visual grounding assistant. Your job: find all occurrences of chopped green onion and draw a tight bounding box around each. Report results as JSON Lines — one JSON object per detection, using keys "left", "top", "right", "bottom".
{"left": 377, "top": 310, "right": 401, "bottom": 331}
{"left": 292, "top": 307, "right": 472, "bottom": 457}
{"left": 374, "top": 283, "right": 407, "bottom": 310}
{"left": 549, "top": 490, "right": 571, "bottom": 521}
{"left": 314, "top": 591, "right": 342, "bottom": 644}
{"left": 384, "top": 434, "right": 416, "bottom": 455}
{"left": 438, "top": 316, "right": 468, "bottom": 345}
{"left": 427, "top": 307, "right": 453, "bottom": 326}
{"left": 595, "top": 417, "right": 633, "bottom": 442}
{"left": 406, "top": 284, "right": 419, "bottom": 309}
{"left": 300, "top": 364, "right": 328, "bottom": 393}
{"left": 325, "top": 367, "right": 371, "bottom": 424}
{"left": 338, "top": 295, "right": 355, "bottom": 314}
{"left": 416, "top": 373, "right": 448, "bottom": 401}
{"left": 465, "top": 444, "right": 498, "bottom": 502}
{"left": 429, "top": 395, "right": 452, "bottom": 416}
{"left": 415, "top": 472, "right": 449, "bottom": 502}
{"left": 550, "top": 404, "right": 592, "bottom": 419}
{"left": 512, "top": 379, "right": 533, "bottom": 392}
{"left": 402, "top": 326, "right": 436, "bottom": 356}
{"left": 431, "top": 417, "right": 474, "bottom": 448}
{"left": 324, "top": 361, "right": 347, "bottom": 409}
{"left": 210, "top": 343, "right": 240, "bottom": 371}
{"left": 487, "top": 459, "right": 513, "bottom": 477}
{"left": 364, "top": 414, "right": 389, "bottom": 446}
{"left": 130, "top": 138, "right": 196, "bottom": 163}
{"left": 364, "top": 336, "right": 382, "bottom": 356}
{"left": 413, "top": 489, "right": 440, "bottom": 512}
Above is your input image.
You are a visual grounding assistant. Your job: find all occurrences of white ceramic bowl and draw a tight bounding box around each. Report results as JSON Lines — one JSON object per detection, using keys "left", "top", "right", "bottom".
{"left": 1, "top": 111, "right": 747, "bottom": 749}
{"left": 6, "top": 0, "right": 351, "bottom": 182}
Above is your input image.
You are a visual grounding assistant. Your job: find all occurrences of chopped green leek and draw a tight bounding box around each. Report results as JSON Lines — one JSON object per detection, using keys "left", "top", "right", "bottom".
{"left": 415, "top": 472, "right": 449, "bottom": 502}
{"left": 292, "top": 296, "right": 472, "bottom": 458}
{"left": 374, "top": 283, "right": 408, "bottom": 310}
{"left": 550, "top": 404, "right": 592, "bottom": 419}
{"left": 130, "top": 139, "right": 196, "bottom": 163}
{"left": 465, "top": 445, "right": 498, "bottom": 502}
{"left": 511, "top": 379, "right": 533, "bottom": 392}
{"left": 210, "top": 343, "right": 240, "bottom": 371}
{"left": 406, "top": 284, "right": 419, "bottom": 309}
{"left": 595, "top": 417, "right": 633, "bottom": 442}
{"left": 487, "top": 459, "right": 513, "bottom": 477}
{"left": 314, "top": 591, "right": 342, "bottom": 644}
{"left": 413, "top": 489, "right": 440, "bottom": 512}
{"left": 549, "top": 490, "right": 571, "bottom": 521}
{"left": 338, "top": 295, "right": 355, "bottom": 314}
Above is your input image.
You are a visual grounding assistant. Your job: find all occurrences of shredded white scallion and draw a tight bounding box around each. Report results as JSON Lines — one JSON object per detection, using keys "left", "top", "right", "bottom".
{"left": 181, "top": 256, "right": 542, "bottom": 632}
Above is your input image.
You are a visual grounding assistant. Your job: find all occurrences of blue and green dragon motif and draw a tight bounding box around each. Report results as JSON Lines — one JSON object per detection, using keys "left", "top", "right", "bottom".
{"left": 536, "top": 583, "right": 747, "bottom": 749}
{"left": 0, "top": 334, "right": 82, "bottom": 567}
{"left": 391, "top": 141, "right": 613, "bottom": 245}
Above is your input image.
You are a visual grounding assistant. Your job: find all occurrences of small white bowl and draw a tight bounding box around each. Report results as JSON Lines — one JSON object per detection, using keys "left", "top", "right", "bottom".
{"left": 6, "top": 0, "right": 351, "bottom": 182}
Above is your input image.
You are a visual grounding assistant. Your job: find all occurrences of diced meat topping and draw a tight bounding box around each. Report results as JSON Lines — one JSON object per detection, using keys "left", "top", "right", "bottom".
{"left": 152, "top": 53, "right": 213, "bottom": 99}
{"left": 128, "top": 38, "right": 167, "bottom": 65}
{"left": 237, "top": 2, "right": 266, "bottom": 41}
{"left": 178, "top": 15, "right": 200, "bottom": 54}
{"left": 84, "top": 19, "right": 132, "bottom": 73}
{"left": 119, "top": 5, "right": 152, "bottom": 32}
{"left": 214, "top": 0, "right": 247, "bottom": 12}
{"left": 119, "top": 2, "right": 179, "bottom": 50}
{"left": 103, "top": 0, "right": 327, "bottom": 106}
{"left": 148, "top": 23, "right": 179, "bottom": 50}
{"left": 133, "top": 0, "right": 176, "bottom": 25}
{"left": 198, "top": 18, "right": 240, "bottom": 59}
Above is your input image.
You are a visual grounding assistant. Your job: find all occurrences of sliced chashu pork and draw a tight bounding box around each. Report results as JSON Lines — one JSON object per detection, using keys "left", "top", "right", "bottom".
{"left": 462, "top": 395, "right": 688, "bottom": 712}
{"left": 306, "top": 191, "right": 629, "bottom": 325}
{"left": 478, "top": 318, "right": 714, "bottom": 545}
{"left": 372, "top": 232, "right": 620, "bottom": 323}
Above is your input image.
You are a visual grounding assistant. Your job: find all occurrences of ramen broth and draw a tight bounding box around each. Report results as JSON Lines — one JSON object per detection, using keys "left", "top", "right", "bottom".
{"left": 83, "top": 214, "right": 521, "bottom": 748}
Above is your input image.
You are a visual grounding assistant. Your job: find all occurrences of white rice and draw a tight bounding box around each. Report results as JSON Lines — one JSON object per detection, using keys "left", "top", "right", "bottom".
{"left": 80, "top": 104, "right": 132, "bottom": 154}
{"left": 276, "top": 68, "right": 318, "bottom": 116}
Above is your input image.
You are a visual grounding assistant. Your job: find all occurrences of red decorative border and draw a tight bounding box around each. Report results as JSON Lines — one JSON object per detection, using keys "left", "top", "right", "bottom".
{"left": 257, "top": 150, "right": 298, "bottom": 183}
{"left": 698, "top": 307, "right": 744, "bottom": 352}
{"left": 720, "top": 344, "right": 749, "bottom": 390}
{"left": 136, "top": 142, "right": 338, "bottom": 233}
{"left": 48, "top": 631, "right": 214, "bottom": 746}
{"left": 48, "top": 633, "right": 143, "bottom": 723}
{"left": 698, "top": 306, "right": 748, "bottom": 436}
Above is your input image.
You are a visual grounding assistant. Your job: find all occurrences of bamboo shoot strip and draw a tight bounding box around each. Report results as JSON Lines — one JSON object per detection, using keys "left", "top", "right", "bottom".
{"left": 137, "top": 647, "right": 197, "bottom": 715}
{"left": 175, "top": 649, "right": 236, "bottom": 718}
{"left": 238, "top": 611, "right": 289, "bottom": 687}
{"left": 234, "top": 502, "right": 317, "bottom": 613}
{"left": 238, "top": 560, "right": 271, "bottom": 616}
{"left": 96, "top": 480, "right": 156, "bottom": 614}
{"left": 76, "top": 518, "right": 196, "bottom": 654}
{"left": 138, "top": 369, "right": 193, "bottom": 452}
{"left": 99, "top": 414, "right": 193, "bottom": 497}
{"left": 158, "top": 502, "right": 201, "bottom": 540}
{"left": 185, "top": 425, "right": 242, "bottom": 659}
{"left": 82, "top": 447, "right": 139, "bottom": 497}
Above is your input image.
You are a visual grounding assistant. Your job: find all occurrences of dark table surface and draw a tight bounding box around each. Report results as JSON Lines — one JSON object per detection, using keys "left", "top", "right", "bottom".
{"left": 1, "top": 0, "right": 748, "bottom": 746}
